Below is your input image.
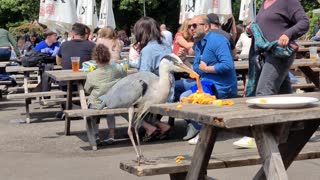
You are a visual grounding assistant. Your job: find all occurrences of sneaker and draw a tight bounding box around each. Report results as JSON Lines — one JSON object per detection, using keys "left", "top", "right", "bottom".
{"left": 95, "top": 134, "right": 102, "bottom": 146}
{"left": 188, "top": 134, "right": 199, "bottom": 145}
{"left": 55, "top": 111, "right": 65, "bottom": 120}
{"left": 233, "top": 137, "right": 257, "bottom": 148}
{"left": 183, "top": 123, "right": 199, "bottom": 140}
{"left": 103, "top": 137, "right": 115, "bottom": 145}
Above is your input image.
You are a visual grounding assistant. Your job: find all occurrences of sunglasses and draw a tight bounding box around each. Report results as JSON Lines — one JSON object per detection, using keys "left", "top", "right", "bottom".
{"left": 188, "top": 23, "right": 205, "bottom": 29}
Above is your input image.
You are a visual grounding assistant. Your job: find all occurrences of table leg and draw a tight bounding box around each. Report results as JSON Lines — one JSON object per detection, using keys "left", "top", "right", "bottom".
{"left": 64, "top": 81, "right": 72, "bottom": 135}
{"left": 66, "top": 81, "right": 72, "bottom": 110}
{"left": 186, "top": 125, "right": 218, "bottom": 180}
{"left": 252, "top": 125, "right": 288, "bottom": 180}
{"left": 299, "top": 66, "right": 320, "bottom": 88}
{"left": 253, "top": 119, "right": 320, "bottom": 180}
{"left": 77, "top": 82, "right": 97, "bottom": 150}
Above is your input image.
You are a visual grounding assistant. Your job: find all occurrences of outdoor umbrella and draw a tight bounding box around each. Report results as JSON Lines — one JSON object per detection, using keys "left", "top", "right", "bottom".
{"left": 98, "top": 0, "right": 116, "bottom": 29}
{"left": 77, "top": 0, "right": 99, "bottom": 30}
{"left": 179, "top": 0, "right": 195, "bottom": 24}
{"left": 194, "top": 0, "right": 232, "bottom": 24}
{"left": 38, "top": 0, "right": 77, "bottom": 33}
{"left": 239, "top": 0, "right": 255, "bottom": 25}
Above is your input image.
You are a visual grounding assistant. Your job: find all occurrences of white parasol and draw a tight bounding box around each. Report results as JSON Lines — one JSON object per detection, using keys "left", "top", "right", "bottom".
{"left": 239, "top": 0, "right": 255, "bottom": 25}
{"left": 77, "top": 0, "right": 99, "bottom": 30}
{"left": 98, "top": 0, "right": 116, "bottom": 29}
{"left": 179, "top": 0, "right": 195, "bottom": 24}
{"left": 194, "top": 0, "right": 232, "bottom": 24}
{"left": 38, "top": 0, "right": 77, "bottom": 33}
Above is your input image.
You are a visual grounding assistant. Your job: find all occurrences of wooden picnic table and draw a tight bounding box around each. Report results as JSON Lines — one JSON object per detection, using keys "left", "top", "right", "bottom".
{"left": 46, "top": 68, "right": 137, "bottom": 136}
{"left": 234, "top": 59, "right": 320, "bottom": 88}
{"left": 296, "top": 40, "right": 320, "bottom": 47}
{"left": 149, "top": 92, "right": 320, "bottom": 180}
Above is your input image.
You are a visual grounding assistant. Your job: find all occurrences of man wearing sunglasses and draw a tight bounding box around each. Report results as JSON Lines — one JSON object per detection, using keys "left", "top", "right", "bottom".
{"left": 175, "top": 15, "right": 238, "bottom": 144}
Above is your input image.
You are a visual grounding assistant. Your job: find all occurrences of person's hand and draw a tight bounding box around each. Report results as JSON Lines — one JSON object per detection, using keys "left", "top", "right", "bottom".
{"left": 278, "top": 34, "right": 289, "bottom": 47}
{"left": 199, "top": 61, "right": 208, "bottom": 72}
{"left": 245, "top": 22, "right": 253, "bottom": 37}
{"left": 177, "top": 48, "right": 186, "bottom": 59}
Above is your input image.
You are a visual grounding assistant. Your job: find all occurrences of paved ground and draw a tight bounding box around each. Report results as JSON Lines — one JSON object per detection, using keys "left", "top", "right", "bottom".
{"left": 0, "top": 98, "right": 320, "bottom": 180}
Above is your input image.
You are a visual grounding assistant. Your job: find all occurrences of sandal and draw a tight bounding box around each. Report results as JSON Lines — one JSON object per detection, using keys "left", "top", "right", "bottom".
{"left": 143, "top": 129, "right": 160, "bottom": 142}
{"left": 157, "top": 127, "right": 172, "bottom": 140}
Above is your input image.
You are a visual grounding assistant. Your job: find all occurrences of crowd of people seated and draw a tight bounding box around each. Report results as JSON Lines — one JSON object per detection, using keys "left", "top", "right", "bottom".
{"left": 1, "top": 0, "right": 311, "bottom": 148}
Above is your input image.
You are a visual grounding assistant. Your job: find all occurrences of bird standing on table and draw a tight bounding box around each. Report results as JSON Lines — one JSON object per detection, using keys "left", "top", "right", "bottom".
{"left": 100, "top": 54, "right": 195, "bottom": 165}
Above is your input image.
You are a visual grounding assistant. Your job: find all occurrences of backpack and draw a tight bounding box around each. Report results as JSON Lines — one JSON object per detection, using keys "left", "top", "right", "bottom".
{"left": 21, "top": 51, "right": 50, "bottom": 67}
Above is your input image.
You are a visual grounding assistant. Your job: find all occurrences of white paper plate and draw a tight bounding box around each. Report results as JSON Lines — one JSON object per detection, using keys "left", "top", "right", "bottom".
{"left": 246, "top": 97, "right": 319, "bottom": 109}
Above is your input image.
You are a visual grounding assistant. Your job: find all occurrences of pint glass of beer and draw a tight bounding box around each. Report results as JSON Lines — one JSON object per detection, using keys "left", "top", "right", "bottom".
{"left": 71, "top": 57, "right": 80, "bottom": 72}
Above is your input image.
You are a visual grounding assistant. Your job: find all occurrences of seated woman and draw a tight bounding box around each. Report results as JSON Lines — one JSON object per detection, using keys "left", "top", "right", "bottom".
{"left": 96, "top": 26, "right": 124, "bottom": 62}
{"left": 173, "top": 18, "right": 194, "bottom": 65}
{"left": 84, "top": 44, "right": 127, "bottom": 145}
{"left": 133, "top": 16, "right": 172, "bottom": 141}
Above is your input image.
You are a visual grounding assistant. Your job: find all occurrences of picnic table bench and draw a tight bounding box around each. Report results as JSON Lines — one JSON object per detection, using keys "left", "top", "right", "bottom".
{"left": 120, "top": 92, "right": 320, "bottom": 180}
{"left": 120, "top": 143, "right": 320, "bottom": 179}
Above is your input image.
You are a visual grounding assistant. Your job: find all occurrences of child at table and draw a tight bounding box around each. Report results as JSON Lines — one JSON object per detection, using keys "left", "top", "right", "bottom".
{"left": 84, "top": 44, "right": 126, "bottom": 145}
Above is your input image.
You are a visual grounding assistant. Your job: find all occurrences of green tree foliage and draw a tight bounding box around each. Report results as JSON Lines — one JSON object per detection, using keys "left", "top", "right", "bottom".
{"left": 0, "top": 0, "right": 39, "bottom": 29}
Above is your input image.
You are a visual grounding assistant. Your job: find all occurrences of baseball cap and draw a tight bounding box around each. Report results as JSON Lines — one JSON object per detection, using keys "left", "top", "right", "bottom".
{"left": 43, "top": 29, "right": 57, "bottom": 38}
{"left": 207, "top": 13, "right": 220, "bottom": 25}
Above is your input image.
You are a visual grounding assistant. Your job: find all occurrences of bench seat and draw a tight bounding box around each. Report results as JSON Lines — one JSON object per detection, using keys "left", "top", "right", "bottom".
{"left": 64, "top": 108, "right": 129, "bottom": 138}
{"left": 120, "top": 144, "right": 320, "bottom": 179}
{"left": 7, "top": 90, "right": 67, "bottom": 123}
{"left": 7, "top": 90, "right": 66, "bottom": 99}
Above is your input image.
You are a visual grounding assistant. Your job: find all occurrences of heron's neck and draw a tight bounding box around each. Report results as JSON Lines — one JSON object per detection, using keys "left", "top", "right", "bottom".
{"left": 158, "top": 67, "right": 171, "bottom": 89}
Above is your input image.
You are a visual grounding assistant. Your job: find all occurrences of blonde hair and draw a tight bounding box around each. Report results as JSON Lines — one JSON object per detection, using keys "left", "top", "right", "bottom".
{"left": 178, "top": 19, "right": 193, "bottom": 42}
{"left": 98, "top": 26, "right": 118, "bottom": 50}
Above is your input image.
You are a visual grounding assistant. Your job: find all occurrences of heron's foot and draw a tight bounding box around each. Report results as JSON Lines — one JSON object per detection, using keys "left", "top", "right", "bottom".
{"left": 133, "top": 155, "right": 157, "bottom": 165}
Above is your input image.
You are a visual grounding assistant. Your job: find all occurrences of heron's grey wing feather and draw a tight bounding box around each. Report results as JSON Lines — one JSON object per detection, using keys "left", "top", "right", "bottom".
{"left": 101, "top": 72, "right": 158, "bottom": 108}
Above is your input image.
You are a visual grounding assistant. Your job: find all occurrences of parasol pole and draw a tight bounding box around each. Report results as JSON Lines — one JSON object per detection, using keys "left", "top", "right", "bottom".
{"left": 143, "top": 0, "right": 146, "bottom": 16}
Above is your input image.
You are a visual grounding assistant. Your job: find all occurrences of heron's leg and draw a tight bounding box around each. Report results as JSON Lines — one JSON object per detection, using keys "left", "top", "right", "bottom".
{"left": 127, "top": 107, "right": 140, "bottom": 163}
{"left": 134, "top": 114, "right": 142, "bottom": 158}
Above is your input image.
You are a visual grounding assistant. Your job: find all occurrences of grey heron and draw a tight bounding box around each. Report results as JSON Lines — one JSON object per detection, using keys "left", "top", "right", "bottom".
{"left": 100, "top": 54, "right": 195, "bottom": 164}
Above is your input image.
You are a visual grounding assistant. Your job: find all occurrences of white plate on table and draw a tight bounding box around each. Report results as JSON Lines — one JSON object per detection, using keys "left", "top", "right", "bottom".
{"left": 246, "top": 97, "right": 319, "bottom": 109}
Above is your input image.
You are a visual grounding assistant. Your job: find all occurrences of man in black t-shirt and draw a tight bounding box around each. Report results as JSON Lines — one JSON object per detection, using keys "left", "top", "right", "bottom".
{"left": 56, "top": 23, "right": 95, "bottom": 70}
{"left": 207, "top": 13, "right": 236, "bottom": 58}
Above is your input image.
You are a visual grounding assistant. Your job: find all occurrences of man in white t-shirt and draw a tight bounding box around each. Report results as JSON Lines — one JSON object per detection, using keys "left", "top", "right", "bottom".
{"left": 160, "top": 24, "right": 173, "bottom": 46}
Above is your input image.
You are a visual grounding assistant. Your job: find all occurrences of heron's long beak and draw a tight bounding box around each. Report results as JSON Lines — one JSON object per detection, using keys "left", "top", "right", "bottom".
{"left": 177, "top": 63, "right": 199, "bottom": 76}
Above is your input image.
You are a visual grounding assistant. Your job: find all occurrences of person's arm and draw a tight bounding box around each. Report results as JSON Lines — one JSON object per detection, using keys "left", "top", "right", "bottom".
{"left": 176, "top": 36, "right": 194, "bottom": 49}
{"left": 283, "top": 0, "right": 309, "bottom": 40}
{"left": 84, "top": 76, "right": 93, "bottom": 94}
{"left": 8, "top": 32, "right": 21, "bottom": 57}
{"left": 201, "top": 39, "right": 234, "bottom": 74}
{"left": 230, "top": 16, "right": 237, "bottom": 42}
{"left": 56, "top": 55, "right": 62, "bottom": 65}
{"left": 137, "top": 48, "right": 153, "bottom": 72}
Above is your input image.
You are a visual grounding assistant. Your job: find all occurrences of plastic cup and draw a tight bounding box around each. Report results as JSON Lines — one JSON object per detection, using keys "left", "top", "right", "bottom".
{"left": 71, "top": 57, "right": 80, "bottom": 72}
{"left": 309, "top": 47, "right": 319, "bottom": 62}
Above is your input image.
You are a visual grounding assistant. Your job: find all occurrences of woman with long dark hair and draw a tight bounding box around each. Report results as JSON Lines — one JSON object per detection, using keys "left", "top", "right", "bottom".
{"left": 133, "top": 16, "right": 172, "bottom": 142}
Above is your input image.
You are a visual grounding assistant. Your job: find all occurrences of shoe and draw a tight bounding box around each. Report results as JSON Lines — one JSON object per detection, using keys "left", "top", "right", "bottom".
{"left": 95, "top": 134, "right": 102, "bottom": 146}
{"left": 233, "top": 137, "right": 256, "bottom": 148}
{"left": 103, "top": 137, "right": 115, "bottom": 145}
{"left": 55, "top": 111, "right": 65, "bottom": 120}
{"left": 183, "top": 123, "right": 199, "bottom": 141}
{"left": 157, "top": 127, "right": 172, "bottom": 140}
{"left": 188, "top": 134, "right": 199, "bottom": 145}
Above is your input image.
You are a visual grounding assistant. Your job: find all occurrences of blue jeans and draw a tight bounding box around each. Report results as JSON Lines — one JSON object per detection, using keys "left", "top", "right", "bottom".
{"left": 176, "top": 79, "right": 203, "bottom": 131}
{"left": 174, "top": 79, "right": 196, "bottom": 101}
{"left": 0, "top": 48, "right": 11, "bottom": 62}
{"left": 256, "top": 52, "right": 295, "bottom": 96}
